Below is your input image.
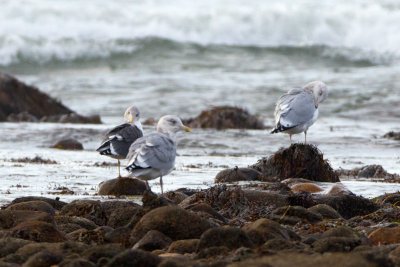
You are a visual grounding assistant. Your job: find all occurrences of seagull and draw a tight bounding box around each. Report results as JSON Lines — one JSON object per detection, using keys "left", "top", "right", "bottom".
{"left": 96, "top": 105, "right": 143, "bottom": 177}
{"left": 271, "top": 81, "right": 328, "bottom": 143}
{"left": 125, "top": 115, "right": 191, "bottom": 194}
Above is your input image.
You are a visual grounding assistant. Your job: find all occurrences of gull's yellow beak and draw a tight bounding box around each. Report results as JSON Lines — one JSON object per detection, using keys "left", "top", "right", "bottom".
{"left": 181, "top": 125, "right": 192, "bottom": 132}
{"left": 128, "top": 114, "right": 135, "bottom": 124}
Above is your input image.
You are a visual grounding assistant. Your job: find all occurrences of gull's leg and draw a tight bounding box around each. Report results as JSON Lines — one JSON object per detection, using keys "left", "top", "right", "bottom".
{"left": 117, "top": 159, "right": 121, "bottom": 178}
{"left": 160, "top": 176, "right": 164, "bottom": 195}
{"left": 289, "top": 134, "right": 292, "bottom": 143}
{"left": 304, "top": 131, "right": 307, "bottom": 144}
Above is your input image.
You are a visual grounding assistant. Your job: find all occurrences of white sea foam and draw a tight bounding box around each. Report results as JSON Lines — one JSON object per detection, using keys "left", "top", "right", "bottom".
{"left": 1, "top": 0, "right": 400, "bottom": 65}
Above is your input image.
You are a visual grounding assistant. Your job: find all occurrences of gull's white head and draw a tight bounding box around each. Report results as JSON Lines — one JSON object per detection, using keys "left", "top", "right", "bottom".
{"left": 124, "top": 105, "right": 141, "bottom": 124}
{"left": 303, "top": 81, "right": 328, "bottom": 107}
{"left": 157, "top": 115, "right": 192, "bottom": 136}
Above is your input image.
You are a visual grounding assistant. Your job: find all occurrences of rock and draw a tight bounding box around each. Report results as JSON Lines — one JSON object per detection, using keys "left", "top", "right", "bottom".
{"left": 59, "top": 258, "right": 96, "bottom": 267}
{"left": 98, "top": 178, "right": 147, "bottom": 196}
{"left": 337, "top": 165, "right": 399, "bottom": 180}
{"left": 104, "top": 227, "right": 131, "bottom": 245}
{"left": 142, "top": 190, "right": 176, "bottom": 211}
{"left": 132, "top": 230, "right": 172, "bottom": 251}
{"left": 183, "top": 106, "right": 265, "bottom": 130}
{"left": 368, "top": 226, "right": 400, "bottom": 245}
{"left": 106, "top": 206, "right": 144, "bottom": 229}
{"left": 82, "top": 244, "right": 124, "bottom": 264}
{"left": 322, "top": 226, "right": 361, "bottom": 239}
{"left": 262, "top": 238, "right": 307, "bottom": 251}
{"left": 312, "top": 237, "right": 361, "bottom": 253}
{"left": 242, "top": 190, "right": 288, "bottom": 208}
{"left": 6, "top": 201, "right": 56, "bottom": 216}
{"left": 22, "top": 250, "right": 63, "bottom": 267}
{"left": 186, "top": 203, "right": 227, "bottom": 223}
{"left": 0, "top": 73, "right": 72, "bottom": 121}
{"left": 41, "top": 113, "right": 101, "bottom": 124}
{"left": 197, "top": 226, "right": 253, "bottom": 251}
{"left": 130, "top": 206, "right": 212, "bottom": 244}
{"left": 60, "top": 200, "right": 106, "bottom": 226}
{"left": 0, "top": 261, "right": 20, "bottom": 267}
{"left": 66, "top": 227, "right": 110, "bottom": 245}
{"left": 167, "top": 239, "right": 199, "bottom": 254}
{"left": 10, "top": 221, "right": 65, "bottom": 242}
{"left": 271, "top": 206, "right": 322, "bottom": 224}
{"left": 163, "top": 191, "right": 188, "bottom": 204}
{"left": 242, "top": 218, "right": 300, "bottom": 245}
{"left": 9, "top": 196, "right": 67, "bottom": 210}
{"left": 7, "top": 111, "right": 39, "bottom": 122}
{"left": 383, "top": 131, "right": 400, "bottom": 141}
{"left": 308, "top": 204, "right": 341, "bottom": 219}
{"left": 51, "top": 138, "right": 84, "bottom": 150}
{"left": 105, "top": 249, "right": 161, "bottom": 267}
{"left": 228, "top": 252, "right": 380, "bottom": 267}
{"left": 215, "top": 167, "right": 262, "bottom": 183}
{"left": 0, "top": 238, "right": 33, "bottom": 257}
{"left": 55, "top": 216, "right": 98, "bottom": 232}
{"left": 290, "top": 183, "right": 324, "bottom": 193}
{"left": 313, "top": 194, "right": 378, "bottom": 219}
{"left": 0, "top": 210, "right": 54, "bottom": 229}
{"left": 251, "top": 144, "right": 339, "bottom": 182}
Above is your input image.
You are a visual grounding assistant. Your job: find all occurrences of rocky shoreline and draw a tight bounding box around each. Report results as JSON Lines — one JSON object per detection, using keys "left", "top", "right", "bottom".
{"left": 0, "top": 144, "right": 399, "bottom": 267}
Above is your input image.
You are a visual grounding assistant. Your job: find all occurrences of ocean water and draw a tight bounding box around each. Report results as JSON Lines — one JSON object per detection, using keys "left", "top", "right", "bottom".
{"left": 0, "top": 0, "right": 399, "bottom": 204}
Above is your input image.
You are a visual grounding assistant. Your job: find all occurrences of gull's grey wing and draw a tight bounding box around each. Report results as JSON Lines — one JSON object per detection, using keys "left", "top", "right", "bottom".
{"left": 126, "top": 133, "right": 176, "bottom": 171}
{"left": 97, "top": 123, "right": 143, "bottom": 158}
{"left": 274, "top": 89, "right": 316, "bottom": 129}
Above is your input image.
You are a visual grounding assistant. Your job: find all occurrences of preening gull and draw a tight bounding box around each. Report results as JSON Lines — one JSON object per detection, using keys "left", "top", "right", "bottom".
{"left": 125, "top": 115, "right": 191, "bottom": 194}
{"left": 271, "top": 81, "right": 328, "bottom": 143}
{"left": 96, "top": 105, "right": 143, "bottom": 177}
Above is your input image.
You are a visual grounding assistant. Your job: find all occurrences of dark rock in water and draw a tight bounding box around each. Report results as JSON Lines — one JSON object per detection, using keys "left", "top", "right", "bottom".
{"left": 308, "top": 204, "right": 342, "bottom": 219}
{"left": 197, "top": 226, "right": 253, "bottom": 251}
{"left": 167, "top": 239, "right": 199, "bottom": 254}
{"left": 6, "top": 201, "right": 56, "bottom": 216}
{"left": 130, "top": 206, "right": 213, "bottom": 245}
{"left": 105, "top": 249, "right": 161, "bottom": 267}
{"left": 183, "top": 106, "right": 265, "bottom": 130}
{"left": 60, "top": 200, "right": 107, "bottom": 226}
{"left": 51, "top": 138, "right": 84, "bottom": 150}
{"left": 7, "top": 111, "right": 39, "bottom": 122}
{"left": 242, "top": 218, "right": 299, "bottom": 245}
{"left": 251, "top": 144, "right": 339, "bottom": 182}
{"left": 271, "top": 206, "right": 322, "bottom": 224}
{"left": 0, "top": 73, "right": 100, "bottom": 124}
{"left": 383, "top": 131, "right": 400, "bottom": 141}
{"left": 215, "top": 167, "right": 262, "bottom": 183}
{"left": 336, "top": 165, "right": 400, "bottom": 180}
{"left": 313, "top": 194, "right": 378, "bottom": 219}
{"left": 326, "top": 183, "right": 353, "bottom": 196}
{"left": 0, "top": 237, "right": 33, "bottom": 257}
{"left": 23, "top": 250, "right": 63, "bottom": 267}
{"left": 10, "top": 221, "right": 66, "bottom": 242}
{"left": 132, "top": 230, "right": 172, "bottom": 251}
{"left": 290, "top": 183, "right": 324, "bottom": 193}
{"left": 41, "top": 113, "right": 101, "bottom": 124}
{"left": 98, "top": 178, "right": 147, "bottom": 196}
{"left": 9, "top": 196, "right": 67, "bottom": 210}
{"left": 0, "top": 210, "right": 54, "bottom": 229}
{"left": 0, "top": 73, "right": 71, "bottom": 121}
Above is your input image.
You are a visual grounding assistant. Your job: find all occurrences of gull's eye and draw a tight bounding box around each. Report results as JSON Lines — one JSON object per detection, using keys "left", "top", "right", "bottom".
{"left": 168, "top": 119, "right": 177, "bottom": 124}
{"left": 319, "top": 90, "right": 323, "bottom": 96}
{"left": 136, "top": 113, "right": 139, "bottom": 117}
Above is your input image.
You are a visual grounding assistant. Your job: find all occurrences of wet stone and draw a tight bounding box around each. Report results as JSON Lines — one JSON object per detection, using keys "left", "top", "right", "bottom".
{"left": 105, "top": 249, "right": 161, "bottom": 267}
{"left": 132, "top": 230, "right": 172, "bottom": 251}
{"left": 6, "top": 201, "right": 56, "bottom": 216}
{"left": 215, "top": 167, "right": 262, "bottom": 183}
{"left": 51, "top": 138, "right": 83, "bottom": 150}
{"left": 167, "top": 239, "right": 199, "bottom": 254}
{"left": 10, "top": 221, "right": 66, "bottom": 243}
{"left": 251, "top": 144, "right": 339, "bottom": 182}
{"left": 308, "top": 204, "right": 342, "bottom": 219}
{"left": 197, "top": 226, "right": 254, "bottom": 251}
{"left": 9, "top": 196, "right": 67, "bottom": 210}
{"left": 271, "top": 206, "right": 322, "bottom": 224}
{"left": 60, "top": 200, "right": 107, "bottom": 226}
{"left": 98, "top": 178, "right": 147, "bottom": 196}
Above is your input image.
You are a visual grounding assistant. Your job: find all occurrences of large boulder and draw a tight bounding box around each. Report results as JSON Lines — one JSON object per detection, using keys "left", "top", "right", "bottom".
{"left": 130, "top": 206, "right": 213, "bottom": 244}
{"left": 183, "top": 106, "right": 265, "bottom": 130}
{"left": 98, "top": 178, "right": 147, "bottom": 196}
{"left": 0, "top": 73, "right": 100, "bottom": 123}
{"left": 251, "top": 144, "right": 339, "bottom": 182}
